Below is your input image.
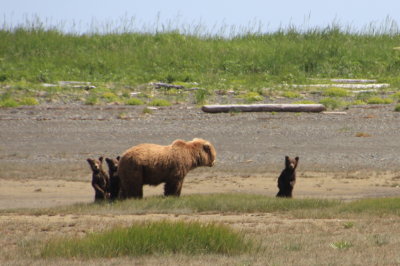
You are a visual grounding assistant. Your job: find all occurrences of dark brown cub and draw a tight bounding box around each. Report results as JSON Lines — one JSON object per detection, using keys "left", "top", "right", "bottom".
{"left": 276, "top": 156, "right": 299, "bottom": 198}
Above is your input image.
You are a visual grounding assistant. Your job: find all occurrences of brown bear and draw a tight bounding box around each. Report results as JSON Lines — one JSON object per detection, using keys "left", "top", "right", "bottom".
{"left": 117, "top": 138, "right": 216, "bottom": 199}
{"left": 276, "top": 156, "right": 299, "bottom": 198}
{"left": 87, "top": 156, "right": 110, "bottom": 202}
{"left": 105, "top": 156, "right": 120, "bottom": 201}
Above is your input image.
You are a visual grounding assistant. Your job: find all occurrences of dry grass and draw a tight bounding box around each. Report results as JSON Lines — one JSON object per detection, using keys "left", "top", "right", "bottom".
{"left": 1, "top": 212, "right": 400, "bottom": 265}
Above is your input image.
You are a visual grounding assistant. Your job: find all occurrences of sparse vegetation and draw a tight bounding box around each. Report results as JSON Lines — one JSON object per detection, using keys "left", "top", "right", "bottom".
{"left": 125, "top": 97, "right": 144, "bottom": 105}
{"left": 149, "top": 99, "right": 172, "bottom": 107}
{"left": 282, "top": 91, "right": 301, "bottom": 98}
{"left": 19, "top": 194, "right": 400, "bottom": 218}
{"left": 323, "top": 88, "right": 350, "bottom": 97}
{"left": 238, "top": 92, "right": 264, "bottom": 103}
{"left": 395, "top": 104, "right": 400, "bottom": 111}
{"left": 319, "top": 97, "right": 346, "bottom": 110}
{"left": 366, "top": 96, "right": 393, "bottom": 104}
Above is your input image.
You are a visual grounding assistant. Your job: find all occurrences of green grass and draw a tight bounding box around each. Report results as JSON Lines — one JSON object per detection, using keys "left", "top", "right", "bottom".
{"left": 322, "top": 87, "right": 350, "bottom": 97}
{"left": 366, "top": 96, "right": 393, "bottom": 104}
{"left": 40, "top": 221, "right": 254, "bottom": 258}
{"left": 2, "top": 20, "right": 400, "bottom": 90}
{"left": 125, "top": 97, "right": 144, "bottom": 105}
{"left": 149, "top": 98, "right": 172, "bottom": 106}
{"left": 282, "top": 91, "right": 301, "bottom": 98}
{"left": 0, "top": 98, "right": 19, "bottom": 107}
{"left": 15, "top": 193, "right": 400, "bottom": 219}
{"left": 238, "top": 92, "right": 264, "bottom": 103}
{"left": 319, "top": 97, "right": 346, "bottom": 110}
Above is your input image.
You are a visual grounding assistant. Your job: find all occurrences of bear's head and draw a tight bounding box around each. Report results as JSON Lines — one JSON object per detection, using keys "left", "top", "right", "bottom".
{"left": 192, "top": 138, "right": 216, "bottom": 167}
{"left": 285, "top": 156, "right": 299, "bottom": 170}
{"left": 105, "top": 156, "right": 120, "bottom": 173}
{"left": 87, "top": 156, "right": 104, "bottom": 173}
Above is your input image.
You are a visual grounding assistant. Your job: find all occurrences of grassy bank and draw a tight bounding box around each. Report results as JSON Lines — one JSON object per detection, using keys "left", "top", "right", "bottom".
{"left": 2, "top": 23, "right": 400, "bottom": 87}
{"left": 2, "top": 22, "right": 400, "bottom": 109}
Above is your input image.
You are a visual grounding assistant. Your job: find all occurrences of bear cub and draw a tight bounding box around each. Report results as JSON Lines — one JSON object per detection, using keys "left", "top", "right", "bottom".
{"left": 276, "top": 156, "right": 299, "bottom": 198}
{"left": 87, "top": 156, "right": 110, "bottom": 201}
{"left": 105, "top": 156, "right": 120, "bottom": 200}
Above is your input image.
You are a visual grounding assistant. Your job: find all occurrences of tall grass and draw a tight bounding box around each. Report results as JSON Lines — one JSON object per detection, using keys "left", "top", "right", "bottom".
{"left": 40, "top": 221, "right": 254, "bottom": 258}
{"left": 1, "top": 18, "right": 400, "bottom": 89}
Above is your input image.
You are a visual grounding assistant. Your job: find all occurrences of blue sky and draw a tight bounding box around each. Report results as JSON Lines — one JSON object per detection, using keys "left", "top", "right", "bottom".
{"left": 2, "top": 0, "right": 400, "bottom": 34}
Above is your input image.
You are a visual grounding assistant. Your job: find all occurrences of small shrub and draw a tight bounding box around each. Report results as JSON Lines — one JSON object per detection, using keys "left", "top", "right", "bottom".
{"left": 239, "top": 92, "right": 264, "bottom": 103}
{"left": 125, "top": 98, "right": 144, "bottom": 105}
{"left": 282, "top": 91, "right": 300, "bottom": 98}
{"left": 0, "top": 98, "right": 19, "bottom": 107}
{"left": 19, "top": 97, "right": 39, "bottom": 106}
{"left": 117, "top": 112, "right": 128, "bottom": 119}
{"left": 390, "top": 92, "right": 400, "bottom": 100}
{"left": 142, "top": 107, "right": 153, "bottom": 114}
{"left": 85, "top": 96, "right": 98, "bottom": 105}
{"left": 395, "top": 104, "right": 400, "bottom": 112}
{"left": 102, "top": 92, "right": 119, "bottom": 102}
{"left": 194, "top": 88, "right": 210, "bottom": 104}
{"left": 343, "top": 222, "right": 355, "bottom": 229}
{"left": 351, "top": 100, "right": 366, "bottom": 105}
{"left": 149, "top": 99, "right": 172, "bottom": 107}
{"left": 366, "top": 96, "right": 393, "bottom": 104}
{"left": 330, "top": 241, "right": 353, "bottom": 250}
{"left": 319, "top": 98, "right": 345, "bottom": 110}
{"left": 323, "top": 88, "right": 349, "bottom": 97}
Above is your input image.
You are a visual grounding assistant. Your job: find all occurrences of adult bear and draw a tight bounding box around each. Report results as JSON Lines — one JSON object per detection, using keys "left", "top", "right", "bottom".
{"left": 118, "top": 138, "right": 216, "bottom": 199}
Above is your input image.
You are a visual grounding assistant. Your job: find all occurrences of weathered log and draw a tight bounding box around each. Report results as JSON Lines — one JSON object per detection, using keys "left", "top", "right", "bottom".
{"left": 150, "top": 82, "right": 185, "bottom": 89}
{"left": 201, "top": 104, "right": 326, "bottom": 113}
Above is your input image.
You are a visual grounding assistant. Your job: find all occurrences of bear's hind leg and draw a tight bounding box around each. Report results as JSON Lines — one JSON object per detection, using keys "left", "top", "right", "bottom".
{"left": 164, "top": 180, "right": 182, "bottom": 197}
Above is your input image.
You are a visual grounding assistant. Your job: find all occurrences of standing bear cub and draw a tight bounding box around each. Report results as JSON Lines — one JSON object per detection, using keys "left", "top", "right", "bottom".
{"left": 87, "top": 156, "right": 110, "bottom": 201}
{"left": 105, "top": 156, "right": 120, "bottom": 200}
{"left": 117, "top": 138, "right": 216, "bottom": 199}
{"left": 276, "top": 156, "right": 299, "bottom": 198}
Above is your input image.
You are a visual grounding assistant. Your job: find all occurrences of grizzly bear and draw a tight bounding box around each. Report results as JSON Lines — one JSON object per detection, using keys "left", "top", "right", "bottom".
{"left": 105, "top": 156, "right": 120, "bottom": 200}
{"left": 87, "top": 156, "right": 110, "bottom": 201}
{"left": 117, "top": 138, "right": 216, "bottom": 199}
{"left": 276, "top": 156, "right": 299, "bottom": 198}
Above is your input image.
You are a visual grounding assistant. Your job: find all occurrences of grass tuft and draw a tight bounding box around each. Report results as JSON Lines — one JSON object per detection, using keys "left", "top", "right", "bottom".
{"left": 366, "top": 96, "right": 393, "bottom": 104}
{"left": 149, "top": 99, "right": 172, "bottom": 107}
{"left": 125, "top": 97, "right": 144, "bottom": 105}
{"left": 319, "top": 97, "right": 346, "bottom": 110}
{"left": 323, "top": 88, "right": 350, "bottom": 97}
{"left": 40, "top": 221, "right": 255, "bottom": 258}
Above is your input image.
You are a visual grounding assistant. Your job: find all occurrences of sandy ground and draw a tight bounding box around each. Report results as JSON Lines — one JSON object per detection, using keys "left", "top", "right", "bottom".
{"left": 1, "top": 103, "right": 400, "bottom": 264}
{"left": 1, "top": 103, "right": 400, "bottom": 209}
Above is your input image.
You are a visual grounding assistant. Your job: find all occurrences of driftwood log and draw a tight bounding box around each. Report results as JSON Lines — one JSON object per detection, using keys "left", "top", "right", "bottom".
{"left": 201, "top": 104, "right": 326, "bottom": 113}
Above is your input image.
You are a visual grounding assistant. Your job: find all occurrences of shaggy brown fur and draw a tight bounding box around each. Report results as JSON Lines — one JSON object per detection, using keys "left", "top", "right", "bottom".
{"left": 118, "top": 138, "right": 216, "bottom": 199}
{"left": 276, "top": 156, "right": 299, "bottom": 198}
{"left": 105, "top": 156, "right": 120, "bottom": 200}
{"left": 87, "top": 156, "right": 110, "bottom": 201}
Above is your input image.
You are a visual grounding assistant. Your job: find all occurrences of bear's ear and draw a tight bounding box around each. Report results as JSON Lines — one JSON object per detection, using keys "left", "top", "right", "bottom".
{"left": 295, "top": 157, "right": 299, "bottom": 162}
{"left": 116, "top": 156, "right": 120, "bottom": 161}
{"left": 98, "top": 156, "right": 104, "bottom": 162}
{"left": 285, "top": 156, "right": 292, "bottom": 167}
{"left": 87, "top": 158, "right": 93, "bottom": 165}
